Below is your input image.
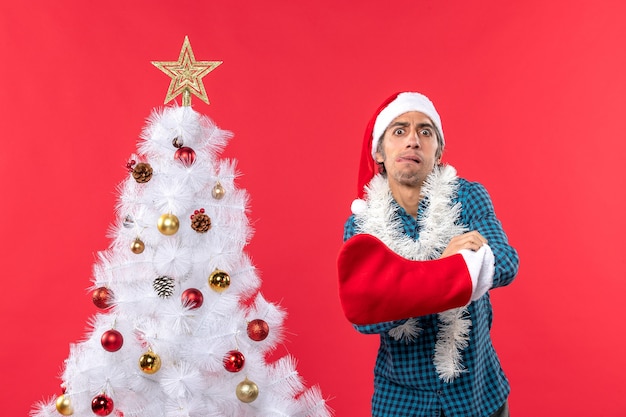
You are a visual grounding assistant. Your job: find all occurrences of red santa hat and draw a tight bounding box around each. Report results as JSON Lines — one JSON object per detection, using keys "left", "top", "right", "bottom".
{"left": 353, "top": 92, "right": 444, "bottom": 212}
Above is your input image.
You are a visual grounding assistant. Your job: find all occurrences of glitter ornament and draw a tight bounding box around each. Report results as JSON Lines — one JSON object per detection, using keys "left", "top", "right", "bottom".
{"left": 172, "top": 137, "right": 183, "bottom": 148}
{"left": 122, "top": 215, "right": 134, "bottom": 228}
{"left": 211, "top": 182, "right": 226, "bottom": 200}
{"left": 157, "top": 213, "right": 179, "bottom": 235}
{"left": 247, "top": 319, "right": 270, "bottom": 341}
{"left": 223, "top": 350, "right": 245, "bottom": 372}
{"left": 130, "top": 238, "right": 145, "bottom": 254}
{"left": 181, "top": 288, "right": 204, "bottom": 309}
{"left": 235, "top": 378, "right": 259, "bottom": 403}
{"left": 174, "top": 146, "right": 196, "bottom": 166}
{"left": 92, "top": 287, "right": 114, "bottom": 310}
{"left": 101, "top": 329, "right": 124, "bottom": 352}
{"left": 190, "top": 208, "right": 211, "bottom": 233}
{"left": 139, "top": 351, "right": 162, "bottom": 374}
{"left": 55, "top": 394, "right": 73, "bottom": 416}
{"left": 153, "top": 36, "right": 222, "bottom": 106}
{"left": 91, "top": 394, "right": 114, "bottom": 416}
{"left": 208, "top": 269, "right": 230, "bottom": 292}
{"left": 153, "top": 276, "right": 175, "bottom": 298}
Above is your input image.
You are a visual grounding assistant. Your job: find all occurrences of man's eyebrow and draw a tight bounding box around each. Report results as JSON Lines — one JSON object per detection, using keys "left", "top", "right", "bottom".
{"left": 388, "top": 121, "right": 410, "bottom": 128}
{"left": 388, "top": 121, "right": 435, "bottom": 128}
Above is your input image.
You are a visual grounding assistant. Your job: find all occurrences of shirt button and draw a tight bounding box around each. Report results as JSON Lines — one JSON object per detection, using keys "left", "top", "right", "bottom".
{"left": 436, "top": 390, "right": 443, "bottom": 396}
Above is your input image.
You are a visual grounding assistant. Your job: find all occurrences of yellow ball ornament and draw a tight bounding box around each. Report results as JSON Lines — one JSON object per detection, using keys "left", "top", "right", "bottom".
{"left": 236, "top": 378, "right": 259, "bottom": 403}
{"left": 130, "top": 238, "right": 145, "bottom": 254}
{"left": 56, "top": 394, "right": 74, "bottom": 416}
{"left": 139, "top": 351, "right": 162, "bottom": 374}
{"left": 208, "top": 269, "right": 230, "bottom": 292}
{"left": 211, "top": 182, "right": 226, "bottom": 200}
{"left": 157, "top": 213, "right": 180, "bottom": 235}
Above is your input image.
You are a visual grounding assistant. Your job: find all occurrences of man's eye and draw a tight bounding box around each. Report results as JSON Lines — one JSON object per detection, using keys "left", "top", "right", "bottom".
{"left": 420, "top": 129, "right": 432, "bottom": 136}
{"left": 394, "top": 128, "right": 405, "bottom": 135}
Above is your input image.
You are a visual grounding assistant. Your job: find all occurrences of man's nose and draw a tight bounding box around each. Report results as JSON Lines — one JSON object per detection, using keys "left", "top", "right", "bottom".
{"left": 406, "top": 130, "right": 420, "bottom": 147}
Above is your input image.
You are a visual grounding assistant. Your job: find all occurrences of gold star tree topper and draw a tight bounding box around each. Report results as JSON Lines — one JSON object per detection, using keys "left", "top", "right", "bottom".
{"left": 152, "top": 36, "right": 222, "bottom": 106}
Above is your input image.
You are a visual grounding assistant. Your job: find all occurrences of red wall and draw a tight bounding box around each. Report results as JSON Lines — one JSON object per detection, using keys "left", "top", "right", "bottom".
{"left": 1, "top": 1, "right": 625, "bottom": 416}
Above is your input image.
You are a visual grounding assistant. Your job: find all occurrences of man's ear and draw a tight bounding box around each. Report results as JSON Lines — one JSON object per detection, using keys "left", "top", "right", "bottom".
{"left": 374, "top": 151, "right": 384, "bottom": 164}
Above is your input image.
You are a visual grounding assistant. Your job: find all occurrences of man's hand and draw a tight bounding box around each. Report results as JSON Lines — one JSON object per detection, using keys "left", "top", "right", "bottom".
{"left": 440, "top": 231, "right": 487, "bottom": 258}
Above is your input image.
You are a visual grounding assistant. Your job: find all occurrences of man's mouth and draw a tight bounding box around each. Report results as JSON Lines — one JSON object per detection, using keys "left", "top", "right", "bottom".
{"left": 397, "top": 154, "right": 421, "bottom": 164}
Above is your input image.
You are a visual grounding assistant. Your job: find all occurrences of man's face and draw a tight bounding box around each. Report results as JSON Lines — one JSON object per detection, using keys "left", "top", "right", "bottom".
{"left": 375, "top": 111, "right": 440, "bottom": 189}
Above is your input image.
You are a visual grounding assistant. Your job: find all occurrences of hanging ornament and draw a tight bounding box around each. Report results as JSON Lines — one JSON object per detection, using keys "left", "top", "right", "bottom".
{"left": 153, "top": 276, "right": 175, "bottom": 298}
{"left": 208, "top": 269, "right": 230, "bottom": 293}
{"left": 55, "top": 394, "right": 73, "bottom": 416}
{"left": 247, "top": 319, "right": 270, "bottom": 341}
{"left": 91, "top": 394, "right": 114, "bottom": 416}
{"left": 139, "top": 350, "right": 162, "bottom": 374}
{"left": 130, "top": 238, "right": 145, "bottom": 254}
{"left": 122, "top": 215, "right": 134, "bottom": 228}
{"left": 157, "top": 213, "right": 179, "bottom": 235}
{"left": 174, "top": 146, "right": 196, "bottom": 166}
{"left": 223, "top": 350, "right": 245, "bottom": 372}
{"left": 132, "top": 162, "right": 153, "bottom": 184}
{"left": 190, "top": 208, "right": 211, "bottom": 233}
{"left": 92, "top": 287, "right": 114, "bottom": 310}
{"left": 181, "top": 288, "right": 204, "bottom": 309}
{"left": 172, "top": 137, "right": 184, "bottom": 148}
{"left": 101, "top": 329, "right": 124, "bottom": 352}
{"left": 235, "top": 378, "right": 259, "bottom": 403}
{"left": 211, "top": 182, "right": 226, "bottom": 200}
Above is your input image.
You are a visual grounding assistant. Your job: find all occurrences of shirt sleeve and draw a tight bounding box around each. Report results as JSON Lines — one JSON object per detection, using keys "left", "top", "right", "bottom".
{"left": 343, "top": 215, "right": 357, "bottom": 242}
{"left": 461, "top": 181, "right": 519, "bottom": 288}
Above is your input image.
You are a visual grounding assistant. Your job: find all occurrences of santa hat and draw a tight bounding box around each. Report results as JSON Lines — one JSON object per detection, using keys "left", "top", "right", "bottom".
{"left": 352, "top": 92, "right": 444, "bottom": 213}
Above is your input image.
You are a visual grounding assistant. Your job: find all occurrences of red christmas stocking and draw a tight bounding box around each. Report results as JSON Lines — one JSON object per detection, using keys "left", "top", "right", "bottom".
{"left": 337, "top": 233, "right": 476, "bottom": 325}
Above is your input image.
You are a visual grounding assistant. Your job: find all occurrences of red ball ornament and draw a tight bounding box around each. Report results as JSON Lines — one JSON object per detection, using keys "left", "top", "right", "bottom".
{"left": 247, "top": 319, "right": 270, "bottom": 341}
{"left": 101, "top": 329, "right": 124, "bottom": 352}
{"left": 174, "top": 146, "right": 196, "bottom": 166}
{"left": 92, "top": 394, "right": 114, "bottom": 416}
{"left": 223, "top": 350, "right": 245, "bottom": 372}
{"left": 92, "top": 287, "right": 114, "bottom": 310}
{"left": 181, "top": 288, "right": 204, "bottom": 309}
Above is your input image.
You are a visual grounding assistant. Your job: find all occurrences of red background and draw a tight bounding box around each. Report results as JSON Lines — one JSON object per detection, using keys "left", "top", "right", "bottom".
{"left": 1, "top": 1, "right": 625, "bottom": 416}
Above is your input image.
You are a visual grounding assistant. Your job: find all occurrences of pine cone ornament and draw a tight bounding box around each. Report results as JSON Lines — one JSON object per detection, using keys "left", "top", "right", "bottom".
{"left": 191, "top": 209, "right": 211, "bottom": 233}
{"left": 132, "top": 162, "right": 153, "bottom": 183}
{"left": 153, "top": 276, "right": 175, "bottom": 298}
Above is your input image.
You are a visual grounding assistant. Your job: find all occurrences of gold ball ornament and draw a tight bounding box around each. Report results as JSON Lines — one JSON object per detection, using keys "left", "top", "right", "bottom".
{"left": 56, "top": 394, "right": 74, "bottom": 416}
{"left": 157, "top": 213, "right": 180, "bottom": 235}
{"left": 211, "top": 182, "right": 226, "bottom": 200}
{"left": 208, "top": 269, "right": 230, "bottom": 292}
{"left": 236, "top": 378, "right": 259, "bottom": 403}
{"left": 139, "top": 351, "right": 162, "bottom": 374}
{"left": 130, "top": 238, "right": 145, "bottom": 254}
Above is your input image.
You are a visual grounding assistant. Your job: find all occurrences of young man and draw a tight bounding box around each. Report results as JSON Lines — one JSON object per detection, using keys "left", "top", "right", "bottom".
{"left": 337, "top": 92, "right": 519, "bottom": 417}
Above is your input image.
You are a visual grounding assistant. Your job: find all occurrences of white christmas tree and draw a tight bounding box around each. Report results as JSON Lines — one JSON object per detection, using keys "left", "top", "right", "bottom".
{"left": 32, "top": 37, "right": 330, "bottom": 417}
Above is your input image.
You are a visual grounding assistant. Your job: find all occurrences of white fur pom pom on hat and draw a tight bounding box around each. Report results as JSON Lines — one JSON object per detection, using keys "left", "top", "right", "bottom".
{"left": 351, "top": 198, "right": 367, "bottom": 215}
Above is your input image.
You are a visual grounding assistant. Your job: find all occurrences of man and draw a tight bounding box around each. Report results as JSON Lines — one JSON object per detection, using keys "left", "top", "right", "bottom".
{"left": 337, "top": 92, "right": 519, "bottom": 417}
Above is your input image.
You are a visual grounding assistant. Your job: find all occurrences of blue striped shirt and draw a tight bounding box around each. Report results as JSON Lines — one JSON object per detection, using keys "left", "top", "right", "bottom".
{"left": 343, "top": 178, "right": 519, "bottom": 417}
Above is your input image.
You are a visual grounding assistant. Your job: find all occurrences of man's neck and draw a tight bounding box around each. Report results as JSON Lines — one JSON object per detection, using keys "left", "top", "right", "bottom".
{"left": 389, "top": 182, "right": 423, "bottom": 218}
